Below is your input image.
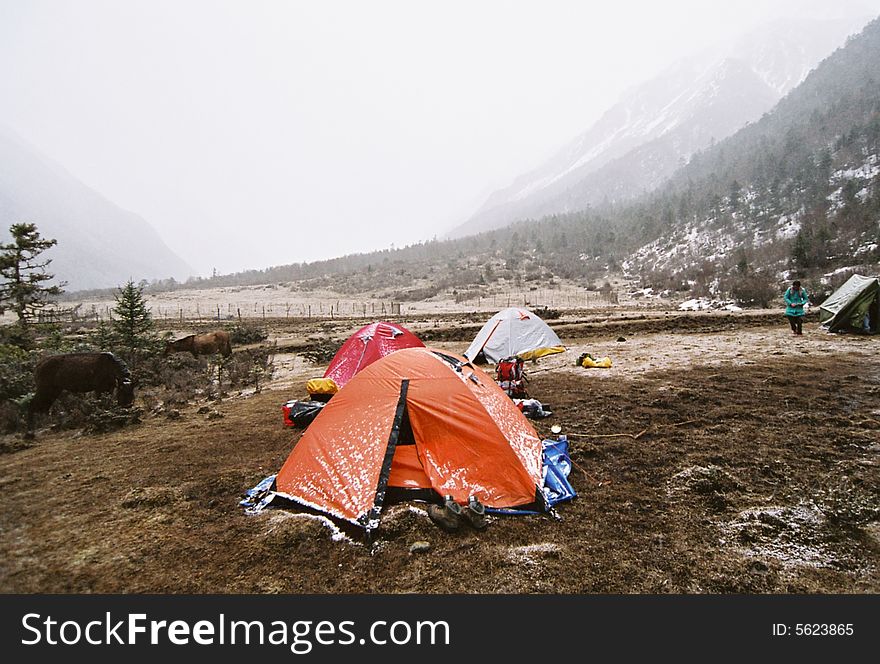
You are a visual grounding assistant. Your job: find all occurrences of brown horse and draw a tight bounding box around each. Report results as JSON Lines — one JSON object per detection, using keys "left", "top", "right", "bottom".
{"left": 164, "top": 330, "right": 232, "bottom": 358}
{"left": 27, "top": 352, "right": 134, "bottom": 439}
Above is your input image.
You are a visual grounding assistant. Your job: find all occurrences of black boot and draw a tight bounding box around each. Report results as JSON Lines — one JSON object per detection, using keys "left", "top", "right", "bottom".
{"left": 428, "top": 495, "right": 463, "bottom": 532}
{"left": 462, "top": 495, "right": 488, "bottom": 531}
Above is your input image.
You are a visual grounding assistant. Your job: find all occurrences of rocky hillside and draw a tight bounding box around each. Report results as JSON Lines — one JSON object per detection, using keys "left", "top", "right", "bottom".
{"left": 622, "top": 15, "right": 880, "bottom": 300}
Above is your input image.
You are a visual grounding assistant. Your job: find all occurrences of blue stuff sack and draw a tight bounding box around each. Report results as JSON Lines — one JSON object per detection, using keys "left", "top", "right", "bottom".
{"left": 541, "top": 438, "right": 577, "bottom": 506}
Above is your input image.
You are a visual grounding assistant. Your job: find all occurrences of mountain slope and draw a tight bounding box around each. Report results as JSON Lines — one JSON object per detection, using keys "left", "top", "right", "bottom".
{"left": 619, "top": 15, "right": 880, "bottom": 291}
{"left": 0, "top": 127, "right": 192, "bottom": 291}
{"left": 451, "top": 15, "right": 870, "bottom": 238}
{"left": 112, "top": 15, "right": 880, "bottom": 309}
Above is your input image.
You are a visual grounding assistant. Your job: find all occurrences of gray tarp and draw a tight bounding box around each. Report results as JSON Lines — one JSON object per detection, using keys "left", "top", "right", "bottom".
{"left": 819, "top": 274, "right": 879, "bottom": 332}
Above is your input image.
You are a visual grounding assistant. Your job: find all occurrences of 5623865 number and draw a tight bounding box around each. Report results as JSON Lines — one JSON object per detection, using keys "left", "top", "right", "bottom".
{"left": 795, "top": 624, "right": 853, "bottom": 636}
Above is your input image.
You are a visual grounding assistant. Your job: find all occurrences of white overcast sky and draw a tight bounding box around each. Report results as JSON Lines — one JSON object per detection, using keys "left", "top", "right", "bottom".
{"left": 1, "top": 0, "right": 879, "bottom": 277}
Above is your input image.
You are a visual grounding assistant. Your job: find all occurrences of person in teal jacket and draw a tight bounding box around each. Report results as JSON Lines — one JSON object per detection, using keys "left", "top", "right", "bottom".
{"left": 784, "top": 280, "right": 809, "bottom": 335}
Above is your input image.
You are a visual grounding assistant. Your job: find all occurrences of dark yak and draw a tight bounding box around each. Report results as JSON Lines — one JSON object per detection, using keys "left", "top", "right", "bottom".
{"left": 164, "top": 330, "right": 232, "bottom": 358}
{"left": 26, "top": 352, "right": 134, "bottom": 439}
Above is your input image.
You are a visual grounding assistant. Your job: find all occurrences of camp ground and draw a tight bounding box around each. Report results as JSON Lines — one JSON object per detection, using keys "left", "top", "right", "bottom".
{"left": 1, "top": 308, "right": 879, "bottom": 594}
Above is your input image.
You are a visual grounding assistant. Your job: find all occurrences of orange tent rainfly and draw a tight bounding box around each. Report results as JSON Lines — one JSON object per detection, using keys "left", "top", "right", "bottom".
{"left": 274, "top": 348, "right": 547, "bottom": 535}
{"left": 322, "top": 321, "right": 424, "bottom": 389}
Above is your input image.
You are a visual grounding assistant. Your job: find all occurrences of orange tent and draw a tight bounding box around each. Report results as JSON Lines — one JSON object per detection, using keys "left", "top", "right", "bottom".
{"left": 274, "top": 348, "right": 546, "bottom": 534}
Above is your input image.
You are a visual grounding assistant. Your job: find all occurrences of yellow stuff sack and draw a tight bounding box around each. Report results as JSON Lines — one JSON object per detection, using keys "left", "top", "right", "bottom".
{"left": 578, "top": 352, "right": 612, "bottom": 369}
{"left": 306, "top": 378, "right": 339, "bottom": 396}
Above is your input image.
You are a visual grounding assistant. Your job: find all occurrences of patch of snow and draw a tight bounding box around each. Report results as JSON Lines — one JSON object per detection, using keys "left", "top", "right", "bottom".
{"left": 823, "top": 266, "right": 860, "bottom": 278}
{"left": 679, "top": 298, "right": 712, "bottom": 311}
{"left": 775, "top": 214, "right": 801, "bottom": 240}
{"left": 264, "top": 512, "right": 357, "bottom": 545}
{"left": 679, "top": 298, "right": 739, "bottom": 312}
{"left": 831, "top": 154, "right": 880, "bottom": 182}
{"left": 721, "top": 503, "right": 844, "bottom": 570}
{"left": 630, "top": 287, "right": 666, "bottom": 299}
{"left": 827, "top": 186, "right": 844, "bottom": 212}
{"left": 502, "top": 542, "right": 563, "bottom": 566}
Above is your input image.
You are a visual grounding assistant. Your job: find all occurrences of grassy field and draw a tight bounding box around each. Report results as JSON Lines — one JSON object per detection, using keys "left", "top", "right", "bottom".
{"left": 1, "top": 310, "right": 878, "bottom": 593}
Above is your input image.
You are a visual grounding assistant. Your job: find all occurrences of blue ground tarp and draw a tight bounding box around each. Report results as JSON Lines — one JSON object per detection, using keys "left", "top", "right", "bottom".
{"left": 541, "top": 437, "right": 577, "bottom": 507}
{"left": 487, "top": 437, "right": 578, "bottom": 514}
{"left": 240, "top": 473, "right": 277, "bottom": 513}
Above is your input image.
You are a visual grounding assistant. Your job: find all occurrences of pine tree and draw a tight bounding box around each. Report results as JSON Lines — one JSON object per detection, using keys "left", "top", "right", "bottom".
{"left": 112, "top": 279, "right": 154, "bottom": 365}
{"left": 0, "top": 222, "right": 64, "bottom": 324}
{"left": 93, "top": 320, "right": 115, "bottom": 351}
{"left": 791, "top": 230, "right": 811, "bottom": 270}
{"left": 729, "top": 180, "right": 742, "bottom": 212}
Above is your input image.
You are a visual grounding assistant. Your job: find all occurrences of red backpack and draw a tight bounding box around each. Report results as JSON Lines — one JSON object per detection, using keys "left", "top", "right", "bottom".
{"left": 495, "top": 356, "right": 528, "bottom": 398}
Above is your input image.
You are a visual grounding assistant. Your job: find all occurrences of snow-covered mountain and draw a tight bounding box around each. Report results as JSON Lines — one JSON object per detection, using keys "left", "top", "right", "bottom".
{"left": 450, "top": 15, "right": 871, "bottom": 238}
{"left": 0, "top": 126, "right": 192, "bottom": 291}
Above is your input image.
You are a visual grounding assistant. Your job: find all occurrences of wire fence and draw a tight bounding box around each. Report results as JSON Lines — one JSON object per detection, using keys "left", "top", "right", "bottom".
{"left": 34, "top": 290, "right": 620, "bottom": 324}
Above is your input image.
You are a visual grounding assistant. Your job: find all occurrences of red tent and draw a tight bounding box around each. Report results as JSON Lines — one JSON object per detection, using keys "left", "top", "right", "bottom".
{"left": 275, "top": 348, "right": 546, "bottom": 535}
{"left": 323, "top": 321, "right": 424, "bottom": 389}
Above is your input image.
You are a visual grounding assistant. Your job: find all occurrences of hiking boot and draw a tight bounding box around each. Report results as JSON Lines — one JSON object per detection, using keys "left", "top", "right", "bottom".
{"left": 427, "top": 496, "right": 463, "bottom": 533}
{"left": 462, "top": 495, "right": 488, "bottom": 531}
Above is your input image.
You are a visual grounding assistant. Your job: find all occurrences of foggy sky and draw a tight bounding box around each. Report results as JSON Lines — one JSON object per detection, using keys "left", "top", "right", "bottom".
{"left": 1, "top": 0, "right": 879, "bottom": 278}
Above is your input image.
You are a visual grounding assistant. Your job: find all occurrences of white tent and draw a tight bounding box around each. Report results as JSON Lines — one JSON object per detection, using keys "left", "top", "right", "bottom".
{"left": 464, "top": 307, "right": 565, "bottom": 363}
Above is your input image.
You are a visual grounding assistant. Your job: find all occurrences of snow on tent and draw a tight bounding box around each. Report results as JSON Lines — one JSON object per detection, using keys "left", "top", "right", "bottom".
{"left": 322, "top": 321, "right": 424, "bottom": 389}
{"left": 464, "top": 307, "right": 565, "bottom": 364}
{"left": 819, "top": 274, "right": 879, "bottom": 333}
{"left": 273, "top": 348, "right": 547, "bottom": 536}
